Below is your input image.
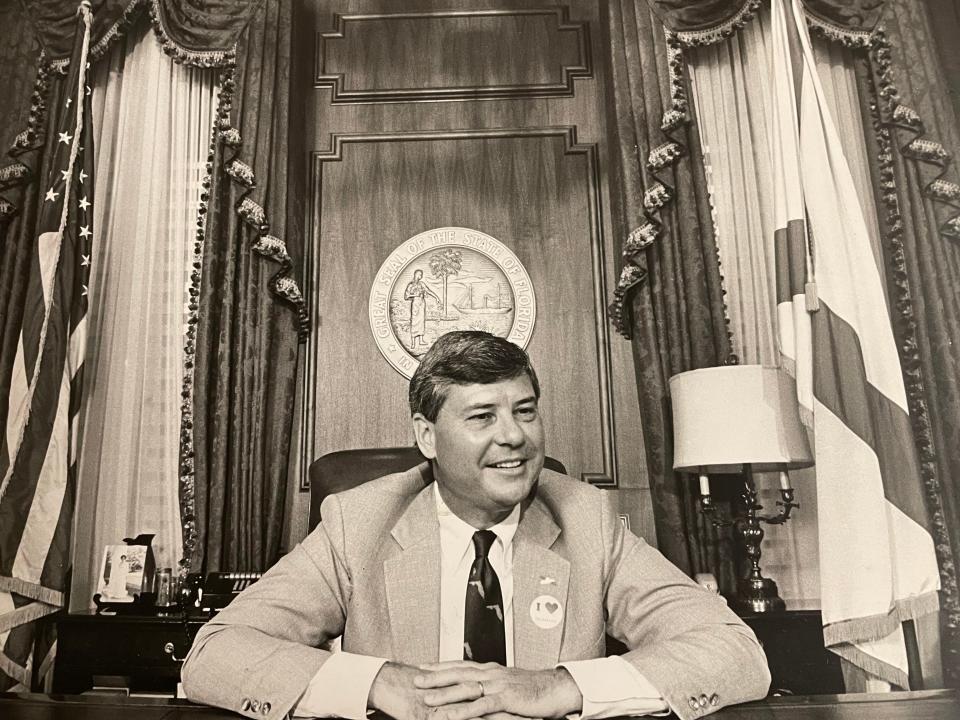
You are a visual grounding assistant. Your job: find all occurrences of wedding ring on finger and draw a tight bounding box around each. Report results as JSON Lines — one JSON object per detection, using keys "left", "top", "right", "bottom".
{"left": 477, "top": 680, "right": 485, "bottom": 698}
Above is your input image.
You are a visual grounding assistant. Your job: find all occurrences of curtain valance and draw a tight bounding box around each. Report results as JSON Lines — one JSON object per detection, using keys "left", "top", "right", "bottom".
{"left": 23, "top": 0, "right": 259, "bottom": 65}
{"left": 646, "top": 0, "right": 887, "bottom": 40}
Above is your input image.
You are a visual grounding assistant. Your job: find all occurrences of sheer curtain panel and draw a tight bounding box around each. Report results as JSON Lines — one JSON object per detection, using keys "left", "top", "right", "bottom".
{"left": 686, "top": 4, "right": 885, "bottom": 606}
{"left": 69, "top": 22, "right": 216, "bottom": 611}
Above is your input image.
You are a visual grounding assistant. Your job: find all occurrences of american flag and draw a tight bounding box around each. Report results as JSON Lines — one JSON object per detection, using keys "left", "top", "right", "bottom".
{"left": 0, "top": 3, "right": 94, "bottom": 691}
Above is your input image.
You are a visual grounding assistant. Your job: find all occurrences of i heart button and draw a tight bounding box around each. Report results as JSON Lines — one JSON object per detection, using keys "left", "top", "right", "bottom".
{"left": 530, "top": 594, "right": 563, "bottom": 629}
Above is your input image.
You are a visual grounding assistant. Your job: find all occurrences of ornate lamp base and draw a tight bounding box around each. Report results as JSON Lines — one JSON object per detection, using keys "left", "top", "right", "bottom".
{"left": 699, "top": 464, "right": 799, "bottom": 615}
{"left": 733, "top": 576, "right": 786, "bottom": 614}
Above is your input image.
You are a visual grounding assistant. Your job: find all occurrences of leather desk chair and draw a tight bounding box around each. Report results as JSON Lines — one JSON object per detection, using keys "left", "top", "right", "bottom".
{"left": 308, "top": 446, "right": 567, "bottom": 532}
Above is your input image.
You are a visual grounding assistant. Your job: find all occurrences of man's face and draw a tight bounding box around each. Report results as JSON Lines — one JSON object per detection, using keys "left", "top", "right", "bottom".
{"left": 413, "top": 375, "right": 545, "bottom": 529}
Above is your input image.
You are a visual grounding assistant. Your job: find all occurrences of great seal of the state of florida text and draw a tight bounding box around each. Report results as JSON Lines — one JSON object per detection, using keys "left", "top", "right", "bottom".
{"left": 369, "top": 227, "right": 536, "bottom": 378}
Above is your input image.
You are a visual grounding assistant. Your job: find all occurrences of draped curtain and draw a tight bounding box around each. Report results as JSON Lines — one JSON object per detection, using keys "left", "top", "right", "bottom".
{"left": 851, "top": 0, "right": 960, "bottom": 689}
{"left": 608, "top": 0, "right": 960, "bottom": 689}
{"left": 68, "top": 19, "right": 216, "bottom": 611}
{"left": 605, "top": 0, "right": 738, "bottom": 594}
{"left": 191, "top": 0, "right": 302, "bottom": 573}
{"left": 26, "top": 0, "right": 303, "bottom": 576}
{"left": 0, "top": 2, "right": 306, "bottom": 670}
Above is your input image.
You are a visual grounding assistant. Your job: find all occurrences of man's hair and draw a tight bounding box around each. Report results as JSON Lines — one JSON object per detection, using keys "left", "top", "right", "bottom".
{"left": 409, "top": 331, "right": 540, "bottom": 421}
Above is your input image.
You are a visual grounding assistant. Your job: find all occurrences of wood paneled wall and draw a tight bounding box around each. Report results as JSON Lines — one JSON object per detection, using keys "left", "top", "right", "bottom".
{"left": 284, "top": 0, "right": 651, "bottom": 548}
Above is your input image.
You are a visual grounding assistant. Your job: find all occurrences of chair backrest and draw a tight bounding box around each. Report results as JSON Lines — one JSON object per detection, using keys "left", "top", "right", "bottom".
{"left": 308, "top": 447, "right": 567, "bottom": 532}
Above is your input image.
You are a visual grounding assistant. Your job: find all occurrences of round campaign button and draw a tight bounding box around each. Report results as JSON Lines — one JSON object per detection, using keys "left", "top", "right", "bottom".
{"left": 529, "top": 595, "right": 563, "bottom": 629}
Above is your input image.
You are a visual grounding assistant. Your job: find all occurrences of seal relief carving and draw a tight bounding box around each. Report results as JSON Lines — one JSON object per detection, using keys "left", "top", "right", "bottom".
{"left": 369, "top": 227, "right": 536, "bottom": 378}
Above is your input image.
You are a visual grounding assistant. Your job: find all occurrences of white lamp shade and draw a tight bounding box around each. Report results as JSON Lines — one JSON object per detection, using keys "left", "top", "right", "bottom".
{"left": 669, "top": 365, "right": 813, "bottom": 474}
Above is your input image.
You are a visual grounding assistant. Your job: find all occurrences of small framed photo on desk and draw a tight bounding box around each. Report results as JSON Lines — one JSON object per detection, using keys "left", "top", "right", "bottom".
{"left": 97, "top": 544, "right": 148, "bottom": 602}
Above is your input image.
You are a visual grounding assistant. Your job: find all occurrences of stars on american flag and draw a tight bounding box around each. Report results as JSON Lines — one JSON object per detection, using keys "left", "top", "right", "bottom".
{"left": 81, "top": 255, "right": 90, "bottom": 267}
{"left": 78, "top": 169, "right": 87, "bottom": 184}
{"left": 79, "top": 226, "right": 91, "bottom": 239}
{"left": 78, "top": 196, "right": 90, "bottom": 211}
{"left": 45, "top": 188, "right": 59, "bottom": 203}
{"left": 58, "top": 131, "right": 72, "bottom": 145}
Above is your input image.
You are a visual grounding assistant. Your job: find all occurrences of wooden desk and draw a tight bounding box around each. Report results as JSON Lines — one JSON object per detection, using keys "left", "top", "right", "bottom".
{"left": 1, "top": 690, "right": 958, "bottom": 719}
{"left": 54, "top": 612, "right": 205, "bottom": 695}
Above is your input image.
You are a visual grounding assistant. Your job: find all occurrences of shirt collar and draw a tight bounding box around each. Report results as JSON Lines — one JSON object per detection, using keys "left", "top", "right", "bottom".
{"left": 433, "top": 482, "right": 520, "bottom": 565}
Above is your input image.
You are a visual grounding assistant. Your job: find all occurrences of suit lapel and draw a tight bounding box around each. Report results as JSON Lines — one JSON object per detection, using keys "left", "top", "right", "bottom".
{"left": 384, "top": 474, "right": 441, "bottom": 665}
{"left": 512, "top": 494, "right": 570, "bottom": 670}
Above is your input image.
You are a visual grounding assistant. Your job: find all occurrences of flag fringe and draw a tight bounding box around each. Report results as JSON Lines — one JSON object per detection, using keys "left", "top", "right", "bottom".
{"left": 828, "top": 642, "right": 909, "bottom": 690}
{"left": 0, "top": 577, "right": 63, "bottom": 609}
{"left": 0, "top": 651, "right": 30, "bottom": 687}
{"left": 0, "top": 598, "right": 59, "bottom": 635}
{"left": 823, "top": 590, "right": 940, "bottom": 649}
{"left": 36, "top": 639, "right": 56, "bottom": 692}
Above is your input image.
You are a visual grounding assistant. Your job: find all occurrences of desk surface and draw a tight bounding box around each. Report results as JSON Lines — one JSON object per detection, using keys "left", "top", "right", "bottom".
{"left": 2, "top": 690, "right": 958, "bottom": 719}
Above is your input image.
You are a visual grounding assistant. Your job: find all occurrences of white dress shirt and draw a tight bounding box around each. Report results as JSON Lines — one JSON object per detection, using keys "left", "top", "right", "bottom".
{"left": 293, "top": 485, "right": 668, "bottom": 719}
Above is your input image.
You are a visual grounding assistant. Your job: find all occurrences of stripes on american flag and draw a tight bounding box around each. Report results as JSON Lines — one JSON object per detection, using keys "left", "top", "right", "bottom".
{"left": 771, "top": 0, "right": 940, "bottom": 688}
{"left": 0, "top": 3, "right": 94, "bottom": 691}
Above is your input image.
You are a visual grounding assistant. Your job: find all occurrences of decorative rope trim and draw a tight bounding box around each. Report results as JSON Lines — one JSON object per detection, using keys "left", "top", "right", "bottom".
{"left": 147, "top": 0, "right": 238, "bottom": 68}
{"left": 0, "top": 163, "right": 29, "bottom": 186}
{"left": 609, "top": 30, "right": 690, "bottom": 335}
{"left": 871, "top": 27, "right": 960, "bottom": 242}
{"left": 48, "top": 58, "right": 70, "bottom": 74}
{"left": 219, "top": 127, "right": 241, "bottom": 147}
{"left": 238, "top": 197, "right": 265, "bottom": 226}
{"left": 88, "top": 0, "right": 145, "bottom": 61}
{"left": 647, "top": 141, "right": 684, "bottom": 171}
{"left": 252, "top": 234, "right": 291, "bottom": 262}
{"left": 945, "top": 216, "right": 960, "bottom": 241}
{"left": 0, "top": 56, "right": 56, "bottom": 217}
{"left": 176, "top": 67, "right": 228, "bottom": 577}
{"left": 226, "top": 158, "right": 255, "bottom": 186}
{"left": 643, "top": 182, "right": 671, "bottom": 211}
{"left": 866, "top": 62, "right": 960, "bottom": 683}
{"left": 12, "top": 130, "right": 31, "bottom": 151}
{"left": 905, "top": 138, "right": 952, "bottom": 164}
{"left": 674, "top": 0, "right": 762, "bottom": 47}
{"left": 177, "top": 62, "right": 310, "bottom": 571}
{"left": 213, "top": 63, "right": 309, "bottom": 339}
{"left": 804, "top": 9, "right": 875, "bottom": 48}
{"left": 621, "top": 222, "right": 658, "bottom": 257}
{"left": 610, "top": 31, "right": 696, "bottom": 337}
{"left": 608, "top": 25, "right": 735, "bottom": 343}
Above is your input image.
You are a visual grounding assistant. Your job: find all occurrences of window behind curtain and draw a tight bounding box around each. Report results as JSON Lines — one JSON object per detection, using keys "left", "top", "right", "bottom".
{"left": 69, "top": 20, "right": 216, "bottom": 610}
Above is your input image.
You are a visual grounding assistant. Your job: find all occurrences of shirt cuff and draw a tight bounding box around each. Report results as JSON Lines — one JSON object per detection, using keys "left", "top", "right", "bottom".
{"left": 293, "top": 652, "right": 387, "bottom": 718}
{"left": 559, "top": 656, "right": 670, "bottom": 719}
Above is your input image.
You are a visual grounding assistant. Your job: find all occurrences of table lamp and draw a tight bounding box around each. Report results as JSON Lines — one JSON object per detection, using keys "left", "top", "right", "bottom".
{"left": 669, "top": 365, "right": 814, "bottom": 613}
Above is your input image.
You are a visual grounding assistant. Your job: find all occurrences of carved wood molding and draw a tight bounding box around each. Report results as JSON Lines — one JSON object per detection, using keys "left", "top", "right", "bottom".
{"left": 301, "top": 127, "right": 617, "bottom": 489}
{"left": 315, "top": 7, "right": 592, "bottom": 103}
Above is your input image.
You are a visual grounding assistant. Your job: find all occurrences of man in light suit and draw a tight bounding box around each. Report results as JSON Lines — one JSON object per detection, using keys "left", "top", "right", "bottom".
{"left": 182, "top": 331, "right": 770, "bottom": 720}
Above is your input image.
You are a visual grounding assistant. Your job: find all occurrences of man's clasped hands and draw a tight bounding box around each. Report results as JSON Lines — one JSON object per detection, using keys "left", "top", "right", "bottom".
{"left": 369, "top": 660, "right": 583, "bottom": 720}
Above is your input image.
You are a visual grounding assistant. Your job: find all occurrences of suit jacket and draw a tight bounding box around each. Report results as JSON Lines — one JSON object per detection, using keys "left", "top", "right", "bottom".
{"left": 181, "top": 465, "right": 770, "bottom": 720}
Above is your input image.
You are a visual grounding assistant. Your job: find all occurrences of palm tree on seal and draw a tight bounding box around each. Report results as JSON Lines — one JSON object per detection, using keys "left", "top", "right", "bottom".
{"left": 428, "top": 248, "right": 462, "bottom": 320}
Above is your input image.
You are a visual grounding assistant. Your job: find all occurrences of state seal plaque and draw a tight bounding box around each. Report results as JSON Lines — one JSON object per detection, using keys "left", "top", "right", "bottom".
{"left": 369, "top": 227, "right": 536, "bottom": 378}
